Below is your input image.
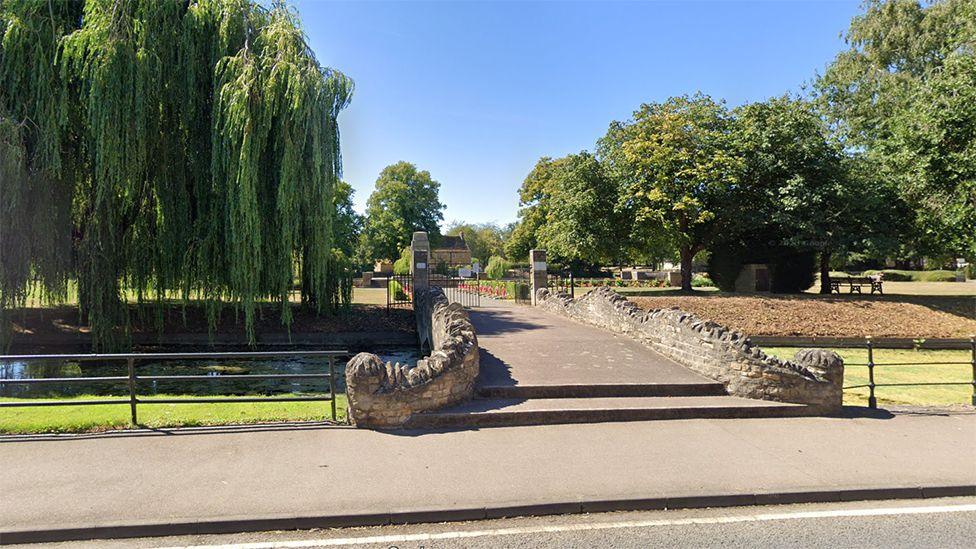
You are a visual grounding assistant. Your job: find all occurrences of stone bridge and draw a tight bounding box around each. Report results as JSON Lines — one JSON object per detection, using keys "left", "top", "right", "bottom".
{"left": 347, "top": 236, "right": 843, "bottom": 429}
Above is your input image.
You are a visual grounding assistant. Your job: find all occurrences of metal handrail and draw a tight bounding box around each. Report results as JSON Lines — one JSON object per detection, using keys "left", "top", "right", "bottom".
{"left": 0, "top": 350, "right": 348, "bottom": 423}
{"left": 834, "top": 337, "right": 976, "bottom": 408}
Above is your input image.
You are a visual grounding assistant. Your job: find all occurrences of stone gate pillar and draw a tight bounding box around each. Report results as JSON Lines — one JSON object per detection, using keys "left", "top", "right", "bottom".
{"left": 411, "top": 231, "right": 430, "bottom": 293}
{"left": 530, "top": 249, "right": 547, "bottom": 306}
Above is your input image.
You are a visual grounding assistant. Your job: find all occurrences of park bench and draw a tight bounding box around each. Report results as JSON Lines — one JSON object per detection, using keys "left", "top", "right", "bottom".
{"left": 830, "top": 275, "right": 883, "bottom": 295}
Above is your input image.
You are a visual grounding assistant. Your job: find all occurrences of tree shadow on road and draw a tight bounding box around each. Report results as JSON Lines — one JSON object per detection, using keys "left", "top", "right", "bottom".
{"left": 468, "top": 308, "right": 545, "bottom": 336}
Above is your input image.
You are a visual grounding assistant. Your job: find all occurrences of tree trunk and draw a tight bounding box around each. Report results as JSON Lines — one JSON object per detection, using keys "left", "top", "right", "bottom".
{"left": 680, "top": 246, "right": 694, "bottom": 292}
{"left": 819, "top": 249, "right": 832, "bottom": 295}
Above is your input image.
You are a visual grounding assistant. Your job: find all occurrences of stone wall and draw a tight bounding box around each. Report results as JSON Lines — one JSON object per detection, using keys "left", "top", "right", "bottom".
{"left": 537, "top": 286, "right": 843, "bottom": 413}
{"left": 345, "top": 287, "right": 479, "bottom": 427}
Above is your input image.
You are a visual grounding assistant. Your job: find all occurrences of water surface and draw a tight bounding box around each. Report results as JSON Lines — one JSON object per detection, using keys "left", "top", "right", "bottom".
{"left": 0, "top": 346, "right": 420, "bottom": 398}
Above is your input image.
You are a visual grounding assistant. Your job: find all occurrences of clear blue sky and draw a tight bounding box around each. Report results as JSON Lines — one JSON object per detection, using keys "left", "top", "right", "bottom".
{"left": 295, "top": 0, "right": 861, "bottom": 226}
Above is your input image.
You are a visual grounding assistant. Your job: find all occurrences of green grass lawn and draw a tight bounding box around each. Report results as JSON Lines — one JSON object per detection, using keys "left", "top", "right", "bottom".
{"left": 0, "top": 393, "right": 348, "bottom": 434}
{"left": 352, "top": 287, "right": 390, "bottom": 305}
{"left": 765, "top": 347, "right": 973, "bottom": 407}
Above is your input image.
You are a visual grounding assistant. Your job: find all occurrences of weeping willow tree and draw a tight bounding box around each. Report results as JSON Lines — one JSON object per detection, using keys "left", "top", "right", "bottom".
{"left": 0, "top": 0, "right": 353, "bottom": 350}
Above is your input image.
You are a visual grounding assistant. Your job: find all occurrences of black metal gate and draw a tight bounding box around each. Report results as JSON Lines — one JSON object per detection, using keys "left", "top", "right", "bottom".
{"left": 433, "top": 274, "right": 481, "bottom": 308}
{"left": 511, "top": 270, "right": 532, "bottom": 305}
{"left": 387, "top": 274, "right": 413, "bottom": 310}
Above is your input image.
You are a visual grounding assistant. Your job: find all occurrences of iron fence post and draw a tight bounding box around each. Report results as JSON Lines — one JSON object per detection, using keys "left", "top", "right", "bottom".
{"left": 866, "top": 337, "right": 877, "bottom": 409}
{"left": 569, "top": 272, "right": 575, "bottom": 299}
{"left": 970, "top": 336, "right": 975, "bottom": 407}
{"left": 127, "top": 357, "right": 138, "bottom": 425}
{"left": 329, "top": 356, "right": 337, "bottom": 421}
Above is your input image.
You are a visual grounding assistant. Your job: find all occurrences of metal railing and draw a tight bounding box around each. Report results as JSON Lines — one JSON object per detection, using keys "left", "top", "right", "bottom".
{"left": 839, "top": 337, "right": 976, "bottom": 408}
{"left": 435, "top": 274, "right": 481, "bottom": 308}
{"left": 0, "top": 351, "right": 347, "bottom": 424}
{"left": 547, "top": 271, "right": 575, "bottom": 299}
{"left": 387, "top": 274, "right": 413, "bottom": 311}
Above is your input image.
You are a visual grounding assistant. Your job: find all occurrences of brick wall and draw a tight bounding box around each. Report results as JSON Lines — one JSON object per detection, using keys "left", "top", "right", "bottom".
{"left": 537, "top": 286, "right": 844, "bottom": 413}
{"left": 346, "top": 287, "right": 479, "bottom": 427}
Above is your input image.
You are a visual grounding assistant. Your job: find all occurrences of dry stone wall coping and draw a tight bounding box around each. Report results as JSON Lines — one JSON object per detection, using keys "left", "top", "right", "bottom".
{"left": 536, "top": 286, "right": 844, "bottom": 413}
{"left": 346, "top": 287, "right": 479, "bottom": 428}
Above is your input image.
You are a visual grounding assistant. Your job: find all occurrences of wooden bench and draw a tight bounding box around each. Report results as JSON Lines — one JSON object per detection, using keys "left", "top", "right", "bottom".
{"left": 830, "top": 276, "right": 883, "bottom": 295}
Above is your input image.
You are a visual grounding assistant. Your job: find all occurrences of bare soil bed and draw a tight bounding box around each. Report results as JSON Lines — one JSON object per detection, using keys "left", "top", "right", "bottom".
{"left": 629, "top": 294, "right": 976, "bottom": 338}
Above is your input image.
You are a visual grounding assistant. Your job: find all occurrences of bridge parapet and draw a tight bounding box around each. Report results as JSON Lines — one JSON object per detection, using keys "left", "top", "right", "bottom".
{"left": 346, "top": 287, "right": 479, "bottom": 428}
{"left": 536, "top": 286, "right": 844, "bottom": 413}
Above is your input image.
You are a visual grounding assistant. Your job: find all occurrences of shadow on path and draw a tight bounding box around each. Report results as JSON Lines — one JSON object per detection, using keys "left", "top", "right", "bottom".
{"left": 468, "top": 308, "right": 544, "bottom": 336}
{"left": 476, "top": 348, "right": 517, "bottom": 387}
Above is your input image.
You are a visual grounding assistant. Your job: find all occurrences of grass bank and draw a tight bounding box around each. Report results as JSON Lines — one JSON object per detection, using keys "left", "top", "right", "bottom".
{"left": 764, "top": 347, "right": 973, "bottom": 407}
{"left": 0, "top": 393, "right": 348, "bottom": 434}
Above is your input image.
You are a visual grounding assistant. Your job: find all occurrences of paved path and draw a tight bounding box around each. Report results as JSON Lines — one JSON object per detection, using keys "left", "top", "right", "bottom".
{"left": 469, "top": 298, "right": 710, "bottom": 387}
{"left": 2, "top": 411, "right": 974, "bottom": 539}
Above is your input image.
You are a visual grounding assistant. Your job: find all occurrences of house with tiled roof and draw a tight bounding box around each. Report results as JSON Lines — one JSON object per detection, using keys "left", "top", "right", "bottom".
{"left": 431, "top": 231, "right": 472, "bottom": 267}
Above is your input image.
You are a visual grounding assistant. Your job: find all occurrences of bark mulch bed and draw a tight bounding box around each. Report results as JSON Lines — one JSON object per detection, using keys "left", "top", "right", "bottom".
{"left": 628, "top": 294, "right": 976, "bottom": 338}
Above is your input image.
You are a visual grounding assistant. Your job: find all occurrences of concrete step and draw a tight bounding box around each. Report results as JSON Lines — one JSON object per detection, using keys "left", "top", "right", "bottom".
{"left": 477, "top": 382, "right": 727, "bottom": 399}
{"left": 404, "top": 396, "right": 813, "bottom": 429}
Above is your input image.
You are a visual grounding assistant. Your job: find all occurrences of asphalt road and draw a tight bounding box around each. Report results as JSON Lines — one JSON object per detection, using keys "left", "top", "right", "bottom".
{"left": 23, "top": 497, "right": 976, "bottom": 549}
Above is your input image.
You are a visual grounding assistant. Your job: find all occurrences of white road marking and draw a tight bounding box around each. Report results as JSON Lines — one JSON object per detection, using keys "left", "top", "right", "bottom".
{"left": 160, "top": 503, "right": 976, "bottom": 549}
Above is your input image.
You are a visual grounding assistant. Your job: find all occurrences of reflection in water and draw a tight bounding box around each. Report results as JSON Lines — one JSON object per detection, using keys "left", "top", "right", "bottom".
{"left": 0, "top": 347, "right": 419, "bottom": 398}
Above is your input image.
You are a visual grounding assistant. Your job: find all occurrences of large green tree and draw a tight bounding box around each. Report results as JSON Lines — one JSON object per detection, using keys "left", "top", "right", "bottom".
{"left": 359, "top": 161, "right": 445, "bottom": 262}
{"left": 536, "top": 152, "right": 621, "bottom": 267}
{"left": 815, "top": 0, "right": 976, "bottom": 259}
{"left": 332, "top": 180, "right": 361, "bottom": 260}
{"left": 505, "top": 153, "right": 622, "bottom": 268}
{"left": 599, "top": 94, "right": 743, "bottom": 291}
{"left": 0, "top": 0, "right": 353, "bottom": 349}
{"left": 504, "top": 157, "right": 557, "bottom": 262}
{"left": 733, "top": 96, "right": 900, "bottom": 293}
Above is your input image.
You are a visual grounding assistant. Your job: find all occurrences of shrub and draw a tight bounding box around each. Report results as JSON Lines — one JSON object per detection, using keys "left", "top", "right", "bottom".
{"left": 392, "top": 247, "right": 411, "bottom": 275}
{"left": 707, "top": 246, "right": 744, "bottom": 292}
{"left": 433, "top": 260, "right": 451, "bottom": 276}
{"left": 770, "top": 251, "right": 816, "bottom": 293}
{"left": 916, "top": 270, "right": 960, "bottom": 282}
{"left": 388, "top": 280, "right": 407, "bottom": 300}
{"left": 863, "top": 269, "right": 959, "bottom": 282}
{"left": 485, "top": 256, "right": 510, "bottom": 280}
{"left": 691, "top": 274, "right": 714, "bottom": 288}
{"left": 863, "top": 269, "right": 910, "bottom": 281}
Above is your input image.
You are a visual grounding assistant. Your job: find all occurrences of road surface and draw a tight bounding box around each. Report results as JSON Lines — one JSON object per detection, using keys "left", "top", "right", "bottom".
{"left": 21, "top": 497, "right": 976, "bottom": 549}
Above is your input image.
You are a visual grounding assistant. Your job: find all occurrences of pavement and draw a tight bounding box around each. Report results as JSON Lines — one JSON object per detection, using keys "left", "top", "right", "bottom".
{"left": 469, "top": 299, "right": 712, "bottom": 387}
{"left": 2, "top": 410, "right": 974, "bottom": 544}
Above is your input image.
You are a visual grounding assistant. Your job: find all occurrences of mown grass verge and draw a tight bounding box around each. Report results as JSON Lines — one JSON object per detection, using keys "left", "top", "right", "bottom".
{"left": 0, "top": 393, "right": 348, "bottom": 434}
{"left": 764, "top": 347, "right": 973, "bottom": 407}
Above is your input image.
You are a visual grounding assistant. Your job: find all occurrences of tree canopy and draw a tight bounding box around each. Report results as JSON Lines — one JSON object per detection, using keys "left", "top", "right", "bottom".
{"left": 332, "top": 181, "right": 362, "bottom": 260}
{"left": 731, "top": 96, "right": 899, "bottom": 292}
{"left": 358, "top": 161, "right": 445, "bottom": 263}
{"left": 599, "top": 94, "right": 743, "bottom": 290}
{"left": 0, "top": 0, "right": 353, "bottom": 349}
{"left": 815, "top": 0, "right": 976, "bottom": 259}
{"left": 505, "top": 153, "right": 622, "bottom": 267}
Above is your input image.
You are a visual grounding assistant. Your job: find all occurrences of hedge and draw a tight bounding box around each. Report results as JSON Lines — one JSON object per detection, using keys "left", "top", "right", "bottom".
{"left": 862, "top": 269, "right": 959, "bottom": 282}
